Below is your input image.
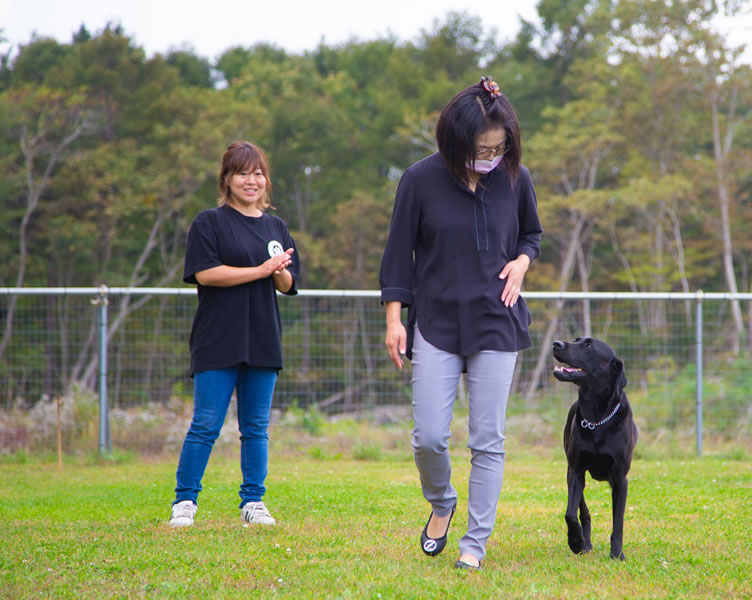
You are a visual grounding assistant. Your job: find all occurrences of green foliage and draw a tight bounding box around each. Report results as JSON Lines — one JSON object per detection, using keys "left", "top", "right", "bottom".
{"left": 628, "top": 353, "right": 752, "bottom": 438}
{"left": 0, "top": 450, "right": 28, "bottom": 464}
{"left": 6, "top": 37, "right": 72, "bottom": 87}
{"left": 307, "top": 445, "right": 339, "bottom": 460}
{"left": 1, "top": 4, "right": 752, "bottom": 423}
{"left": 352, "top": 442, "right": 383, "bottom": 461}
{"left": 416, "top": 12, "right": 492, "bottom": 82}
{"left": 69, "top": 384, "right": 99, "bottom": 432}
{"left": 165, "top": 48, "right": 214, "bottom": 88}
{"left": 2, "top": 6, "right": 750, "bottom": 298}
{"left": 281, "top": 403, "right": 326, "bottom": 436}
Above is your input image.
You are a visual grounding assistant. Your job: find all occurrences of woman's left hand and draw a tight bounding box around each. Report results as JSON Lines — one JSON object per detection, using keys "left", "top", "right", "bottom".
{"left": 499, "top": 254, "right": 531, "bottom": 308}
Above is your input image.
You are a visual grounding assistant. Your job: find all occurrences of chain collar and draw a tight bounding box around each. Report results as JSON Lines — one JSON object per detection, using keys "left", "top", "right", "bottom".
{"left": 580, "top": 402, "right": 621, "bottom": 430}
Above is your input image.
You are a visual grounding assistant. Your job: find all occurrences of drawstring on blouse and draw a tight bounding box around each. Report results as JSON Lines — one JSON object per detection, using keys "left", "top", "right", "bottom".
{"left": 473, "top": 186, "right": 489, "bottom": 252}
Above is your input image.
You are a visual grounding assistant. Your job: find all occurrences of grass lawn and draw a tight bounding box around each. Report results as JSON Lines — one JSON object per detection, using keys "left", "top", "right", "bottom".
{"left": 1, "top": 441, "right": 751, "bottom": 599}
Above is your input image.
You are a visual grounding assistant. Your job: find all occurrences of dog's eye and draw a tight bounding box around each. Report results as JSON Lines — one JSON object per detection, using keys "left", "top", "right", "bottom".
{"left": 584, "top": 339, "right": 592, "bottom": 348}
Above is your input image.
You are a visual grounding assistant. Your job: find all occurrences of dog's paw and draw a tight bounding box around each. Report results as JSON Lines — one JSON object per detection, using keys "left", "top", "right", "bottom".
{"left": 568, "top": 536, "right": 587, "bottom": 554}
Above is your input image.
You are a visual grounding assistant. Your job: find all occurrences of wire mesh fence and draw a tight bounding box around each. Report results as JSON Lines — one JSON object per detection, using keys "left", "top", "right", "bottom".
{"left": 1, "top": 288, "right": 751, "bottom": 456}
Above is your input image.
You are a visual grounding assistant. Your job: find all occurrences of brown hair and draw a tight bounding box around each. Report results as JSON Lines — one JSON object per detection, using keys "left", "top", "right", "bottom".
{"left": 217, "top": 141, "right": 273, "bottom": 210}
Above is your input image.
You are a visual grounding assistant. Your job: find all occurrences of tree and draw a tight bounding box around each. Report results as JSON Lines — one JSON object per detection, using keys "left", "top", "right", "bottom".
{"left": 0, "top": 85, "right": 98, "bottom": 359}
{"left": 701, "top": 40, "right": 751, "bottom": 354}
{"left": 417, "top": 12, "right": 494, "bottom": 82}
{"left": 165, "top": 48, "right": 215, "bottom": 88}
{"left": 70, "top": 85, "right": 269, "bottom": 390}
{"left": 6, "top": 37, "right": 72, "bottom": 87}
{"left": 215, "top": 43, "right": 288, "bottom": 85}
{"left": 533, "top": 0, "right": 614, "bottom": 104}
{"left": 524, "top": 51, "right": 624, "bottom": 400}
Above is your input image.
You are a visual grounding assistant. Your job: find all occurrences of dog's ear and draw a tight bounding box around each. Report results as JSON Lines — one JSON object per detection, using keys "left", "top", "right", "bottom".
{"left": 610, "top": 357, "right": 627, "bottom": 395}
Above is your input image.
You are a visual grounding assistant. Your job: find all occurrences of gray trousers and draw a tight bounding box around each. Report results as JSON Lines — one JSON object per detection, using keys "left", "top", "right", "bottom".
{"left": 411, "top": 325, "right": 517, "bottom": 561}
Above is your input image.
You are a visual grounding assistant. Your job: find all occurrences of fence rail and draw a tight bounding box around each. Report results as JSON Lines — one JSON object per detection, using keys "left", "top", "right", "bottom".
{"left": 1, "top": 287, "right": 751, "bottom": 457}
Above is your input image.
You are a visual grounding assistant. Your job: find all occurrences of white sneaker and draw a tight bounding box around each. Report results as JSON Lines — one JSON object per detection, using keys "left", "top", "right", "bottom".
{"left": 170, "top": 500, "right": 197, "bottom": 527}
{"left": 240, "top": 501, "right": 275, "bottom": 525}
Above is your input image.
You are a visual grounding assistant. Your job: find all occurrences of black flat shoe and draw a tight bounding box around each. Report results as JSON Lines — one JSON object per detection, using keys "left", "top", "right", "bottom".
{"left": 454, "top": 559, "right": 482, "bottom": 571}
{"left": 420, "top": 504, "right": 456, "bottom": 556}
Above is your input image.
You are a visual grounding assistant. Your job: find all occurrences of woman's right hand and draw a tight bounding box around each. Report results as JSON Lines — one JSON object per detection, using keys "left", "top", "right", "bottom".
{"left": 260, "top": 248, "right": 294, "bottom": 277}
{"left": 385, "top": 302, "right": 407, "bottom": 369}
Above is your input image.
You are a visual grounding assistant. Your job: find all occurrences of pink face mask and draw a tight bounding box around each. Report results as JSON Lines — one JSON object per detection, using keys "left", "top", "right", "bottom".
{"left": 466, "top": 154, "right": 504, "bottom": 173}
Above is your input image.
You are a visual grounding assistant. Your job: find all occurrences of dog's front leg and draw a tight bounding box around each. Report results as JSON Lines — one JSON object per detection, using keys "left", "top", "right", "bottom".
{"left": 609, "top": 475, "right": 628, "bottom": 560}
{"left": 565, "top": 467, "right": 588, "bottom": 554}
{"left": 579, "top": 495, "right": 592, "bottom": 553}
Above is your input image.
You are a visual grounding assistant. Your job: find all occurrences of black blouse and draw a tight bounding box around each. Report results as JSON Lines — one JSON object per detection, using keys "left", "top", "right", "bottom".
{"left": 379, "top": 153, "right": 542, "bottom": 359}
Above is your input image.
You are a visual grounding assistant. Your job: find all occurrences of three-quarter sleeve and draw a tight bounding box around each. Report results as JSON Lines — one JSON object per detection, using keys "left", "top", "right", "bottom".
{"left": 514, "top": 168, "right": 543, "bottom": 263}
{"left": 379, "top": 171, "right": 420, "bottom": 307}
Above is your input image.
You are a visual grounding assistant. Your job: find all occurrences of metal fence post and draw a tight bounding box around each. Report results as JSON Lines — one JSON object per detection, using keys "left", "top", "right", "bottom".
{"left": 95, "top": 284, "right": 110, "bottom": 454}
{"left": 695, "top": 290, "right": 704, "bottom": 457}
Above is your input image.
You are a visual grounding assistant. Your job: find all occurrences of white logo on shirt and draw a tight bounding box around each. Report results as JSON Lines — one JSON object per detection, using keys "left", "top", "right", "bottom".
{"left": 268, "top": 240, "right": 284, "bottom": 257}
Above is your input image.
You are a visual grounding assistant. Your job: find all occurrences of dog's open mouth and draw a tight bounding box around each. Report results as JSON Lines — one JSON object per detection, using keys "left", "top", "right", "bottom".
{"left": 553, "top": 362, "right": 588, "bottom": 380}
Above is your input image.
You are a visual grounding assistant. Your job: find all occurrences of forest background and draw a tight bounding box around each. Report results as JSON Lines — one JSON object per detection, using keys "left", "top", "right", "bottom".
{"left": 1, "top": 0, "right": 752, "bottom": 394}
{"left": 2, "top": 11, "right": 752, "bottom": 596}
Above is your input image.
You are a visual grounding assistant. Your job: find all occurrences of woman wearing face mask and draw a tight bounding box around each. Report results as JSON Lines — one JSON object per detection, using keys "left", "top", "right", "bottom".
{"left": 379, "top": 77, "right": 542, "bottom": 571}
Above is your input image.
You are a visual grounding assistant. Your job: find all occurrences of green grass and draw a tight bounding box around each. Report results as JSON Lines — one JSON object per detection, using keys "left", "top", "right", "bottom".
{"left": 1, "top": 442, "right": 751, "bottom": 599}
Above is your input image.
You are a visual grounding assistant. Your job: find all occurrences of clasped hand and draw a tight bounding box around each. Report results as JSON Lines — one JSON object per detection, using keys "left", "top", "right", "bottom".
{"left": 263, "top": 248, "right": 294, "bottom": 277}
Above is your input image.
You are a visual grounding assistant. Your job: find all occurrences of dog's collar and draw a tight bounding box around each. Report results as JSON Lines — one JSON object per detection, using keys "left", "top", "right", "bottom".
{"left": 580, "top": 402, "right": 621, "bottom": 430}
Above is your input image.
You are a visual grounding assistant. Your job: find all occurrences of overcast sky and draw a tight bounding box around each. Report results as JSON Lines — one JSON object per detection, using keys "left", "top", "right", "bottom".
{"left": 1, "top": 0, "right": 542, "bottom": 61}
{"left": 2, "top": 0, "right": 750, "bottom": 63}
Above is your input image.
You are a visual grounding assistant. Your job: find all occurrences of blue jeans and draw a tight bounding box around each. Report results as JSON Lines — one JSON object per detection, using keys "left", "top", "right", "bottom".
{"left": 174, "top": 365, "right": 277, "bottom": 508}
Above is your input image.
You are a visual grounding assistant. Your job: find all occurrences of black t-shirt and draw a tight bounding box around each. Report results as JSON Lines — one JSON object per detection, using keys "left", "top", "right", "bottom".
{"left": 379, "top": 153, "right": 542, "bottom": 359}
{"left": 183, "top": 204, "right": 300, "bottom": 375}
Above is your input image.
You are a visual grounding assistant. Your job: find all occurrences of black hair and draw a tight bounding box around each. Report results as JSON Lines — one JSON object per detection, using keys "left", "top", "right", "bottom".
{"left": 435, "top": 78, "right": 522, "bottom": 186}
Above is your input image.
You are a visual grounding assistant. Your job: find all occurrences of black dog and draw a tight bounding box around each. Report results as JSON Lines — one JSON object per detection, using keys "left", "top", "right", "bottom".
{"left": 553, "top": 337, "right": 638, "bottom": 560}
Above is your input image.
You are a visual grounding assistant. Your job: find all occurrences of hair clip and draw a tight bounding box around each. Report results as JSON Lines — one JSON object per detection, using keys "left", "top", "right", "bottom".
{"left": 480, "top": 76, "right": 503, "bottom": 97}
